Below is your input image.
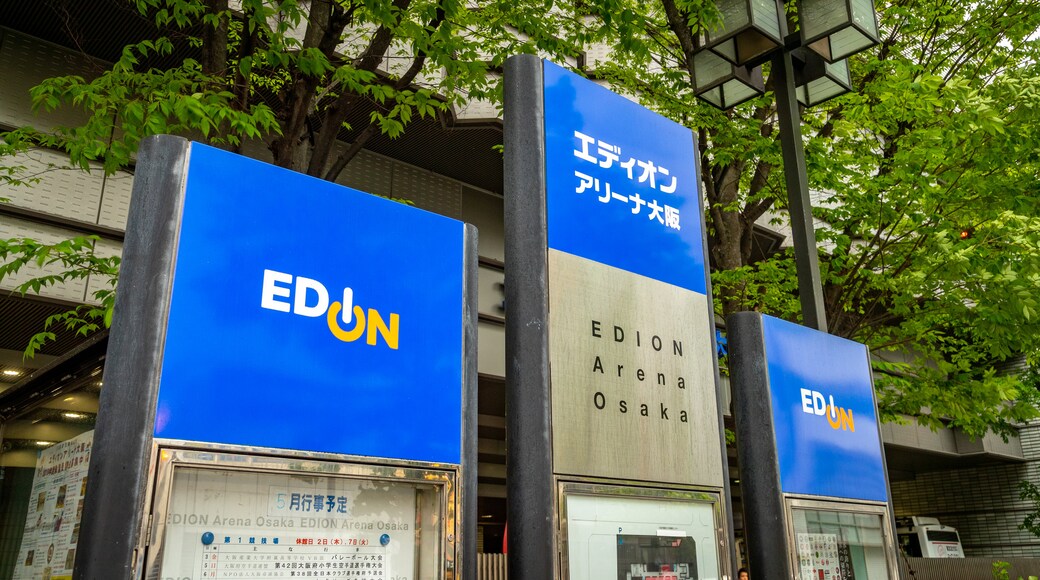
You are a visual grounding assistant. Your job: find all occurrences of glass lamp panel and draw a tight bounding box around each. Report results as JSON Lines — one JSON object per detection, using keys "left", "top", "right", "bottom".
{"left": 825, "top": 23, "right": 876, "bottom": 60}
{"left": 713, "top": 38, "right": 739, "bottom": 62}
{"left": 712, "top": 30, "right": 782, "bottom": 64}
{"left": 797, "top": 58, "right": 850, "bottom": 106}
{"left": 694, "top": 48, "right": 765, "bottom": 109}
{"left": 851, "top": 0, "right": 879, "bottom": 36}
{"left": 700, "top": 86, "right": 725, "bottom": 108}
{"left": 719, "top": 78, "right": 763, "bottom": 108}
{"left": 706, "top": 0, "right": 752, "bottom": 44}
{"left": 752, "top": 0, "right": 784, "bottom": 38}
{"left": 693, "top": 50, "right": 736, "bottom": 90}
{"left": 706, "top": 0, "right": 783, "bottom": 65}
{"left": 799, "top": 0, "right": 879, "bottom": 61}
{"left": 799, "top": 0, "right": 850, "bottom": 41}
{"left": 695, "top": 65, "right": 765, "bottom": 109}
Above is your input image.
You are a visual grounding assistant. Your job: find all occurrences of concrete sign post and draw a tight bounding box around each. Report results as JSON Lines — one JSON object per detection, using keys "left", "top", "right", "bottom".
{"left": 504, "top": 55, "right": 733, "bottom": 580}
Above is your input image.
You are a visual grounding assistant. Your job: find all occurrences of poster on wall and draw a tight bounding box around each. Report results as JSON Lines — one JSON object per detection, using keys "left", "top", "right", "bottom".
{"left": 796, "top": 533, "right": 856, "bottom": 580}
{"left": 12, "top": 430, "right": 94, "bottom": 580}
{"left": 159, "top": 468, "right": 433, "bottom": 579}
{"left": 616, "top": 535, "right": 697, "bottom": 580}
{"left": 565, "top": 493, "right": 719, "bottom": 580}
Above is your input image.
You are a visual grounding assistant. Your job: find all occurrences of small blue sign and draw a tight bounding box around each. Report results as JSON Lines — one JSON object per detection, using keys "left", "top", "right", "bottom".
{"left": 543, "top": 61, "right": 707, "bottom": 294}
{"left": 762, "top": 315, "right": 887, "bottom": 502}
{"left": 154, "top": 143, "right": 465, "bottom": 465}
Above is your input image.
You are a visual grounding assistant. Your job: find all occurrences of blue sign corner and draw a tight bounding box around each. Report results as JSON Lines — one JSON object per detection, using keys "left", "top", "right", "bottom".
{"left": 761, "top": 315, "right": 888, "bottom": 502}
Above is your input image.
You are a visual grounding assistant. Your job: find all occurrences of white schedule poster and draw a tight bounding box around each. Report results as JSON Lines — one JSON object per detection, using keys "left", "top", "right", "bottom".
{"left": 797, "top": 533, "right": 841, "bottom": 580}
{"left": 159, "top": 468, "right": 427, "bottom": 579}
{"left": 565, "top": 493, "right": 720, "bottom": 580}
{"left": 13, "top": 430, "right": 94, "bottom": 580}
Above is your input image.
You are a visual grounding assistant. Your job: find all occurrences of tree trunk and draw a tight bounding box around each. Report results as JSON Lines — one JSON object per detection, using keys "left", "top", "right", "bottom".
{"left": 270, "top": 0, "right": 344, "bottom": 169}
{"left": 306, "top": 0, "right": 414, "bottom": 177}
{"left": 201, "top": 0, "right": 229, "bottom": 76}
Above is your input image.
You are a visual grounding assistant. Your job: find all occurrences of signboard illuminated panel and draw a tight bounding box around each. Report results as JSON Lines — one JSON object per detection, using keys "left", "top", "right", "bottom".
{"left": 542, "top": 61, "right": 722, "bottom": 486}
{"left": 761, "top": 315, "right": 887, "bottom": 502}
{"left": 543, "top": 62, "right": 705, "bottom": 293}
{"left": 154, "top": 143, "right": 466, "bottom": 465}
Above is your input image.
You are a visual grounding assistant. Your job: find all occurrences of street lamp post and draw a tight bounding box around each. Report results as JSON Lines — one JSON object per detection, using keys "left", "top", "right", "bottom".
{"left": 691, "top": 0, "right": 879, "bottom": 332}
{"left": 772, "top": 46, "right": 829, "bottom": 332}
{"left": 690, "top": 5, "right": 884, "bottom": 579}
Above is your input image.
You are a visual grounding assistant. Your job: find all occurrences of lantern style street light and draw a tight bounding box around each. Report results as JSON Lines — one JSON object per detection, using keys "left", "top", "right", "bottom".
{"left": 792, "top": 48, "right": 852, "bottom": 106}
{"left": 692, "top": 48, "right": 766, "bottom": 109}
{"left": 691, "top": 0, "right": 879, "bottom": 332}
{"left": 702, "top": 0, "right": 785, "bottom": 65}
{"left": 800, "top": 0, "right": 881, "bottom": 62}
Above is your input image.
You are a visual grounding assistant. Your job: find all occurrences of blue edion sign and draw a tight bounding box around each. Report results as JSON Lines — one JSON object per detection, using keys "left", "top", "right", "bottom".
{"left": 762, "top": 315, "right": 887, "bottom": 502}
{"left": 154, "top": 144, "right": 466, "bottom": 464}
{"left": 543, "top": 61, "right": 707, "bottom": 294}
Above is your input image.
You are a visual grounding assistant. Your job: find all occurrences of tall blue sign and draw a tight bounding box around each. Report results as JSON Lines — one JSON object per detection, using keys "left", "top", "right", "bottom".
{"left": 78, "top": 136, "right": 477, "bottom": 579}
{"left": 726, "top": 312, "right": 888, "bottom": 504}
{"left": 503, "top": 55, "right": 732, "bottom": 580}
{"left": 154, "top": 143, "right": 466, "bottom": 464}
{"left": 762, "top": 315, "right": 887, "bottom": 501}
{"left": 538, "top": 61, "right": 725, "bottom": 486}
{"left": 543, "top": 61, "right": 707, "bottom": 294}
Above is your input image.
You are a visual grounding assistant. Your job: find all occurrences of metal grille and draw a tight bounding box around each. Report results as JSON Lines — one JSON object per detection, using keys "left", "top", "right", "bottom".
{"left": 336, "top": 148, "right": 395, "bottom": 198}
{"left": 900, "top": 556, "right": 1040, "bottom": 579}
{"left": 477, "top": 553, "right": 507, "bottom": 580}
{"left": 0, "top": 148, "right": 105, "bottom": 223}
{"left": 0, "top": 294, "right": 95, "bottom": 357}
{"left": 392, "top": 162, "right": 463, "bottom": 219}
{"left": 0, "top": 28, "right": 98, "bottom": 132}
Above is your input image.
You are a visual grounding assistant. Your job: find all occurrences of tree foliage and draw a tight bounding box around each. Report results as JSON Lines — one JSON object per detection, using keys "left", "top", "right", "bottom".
{"left": 3, "top": 0, "right": 1040, "bottom": 438}
{"left": 7, "top": 0, "right": 581, "bottom": 175}
{"left": 591, "top": 0, "right": 1040, "bottom": 435}
{"left": 1, "top": 0, "right": 579, "bottom": 355}
{"left": 0, "top": 236, "right": 119, "bottom": 358}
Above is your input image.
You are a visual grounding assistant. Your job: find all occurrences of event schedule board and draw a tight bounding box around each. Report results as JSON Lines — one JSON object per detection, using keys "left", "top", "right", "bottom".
{"left": 198, "top": 543, "right": 387, "bottom": 579}
{"left": 13, "top": 430, "right": 93, "bottom": 580}
{"left": 156, "top": 460, "right": 441, "bottom": 579}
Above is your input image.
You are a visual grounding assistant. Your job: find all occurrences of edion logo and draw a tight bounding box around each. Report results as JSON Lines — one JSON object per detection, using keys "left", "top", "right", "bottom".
{"left": 259, "top": 269, "right": 399, "bottom": 349}
{"left": 799, "top": 388, "right": 855, "bottom": 432}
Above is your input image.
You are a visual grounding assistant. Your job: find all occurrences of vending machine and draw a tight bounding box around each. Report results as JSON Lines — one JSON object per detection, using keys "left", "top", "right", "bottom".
{"left": 74, "top": 136, "right": 478, "bottom": 580}
{"left": 728, "top": 312, "right": 900, "bottom": 580}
